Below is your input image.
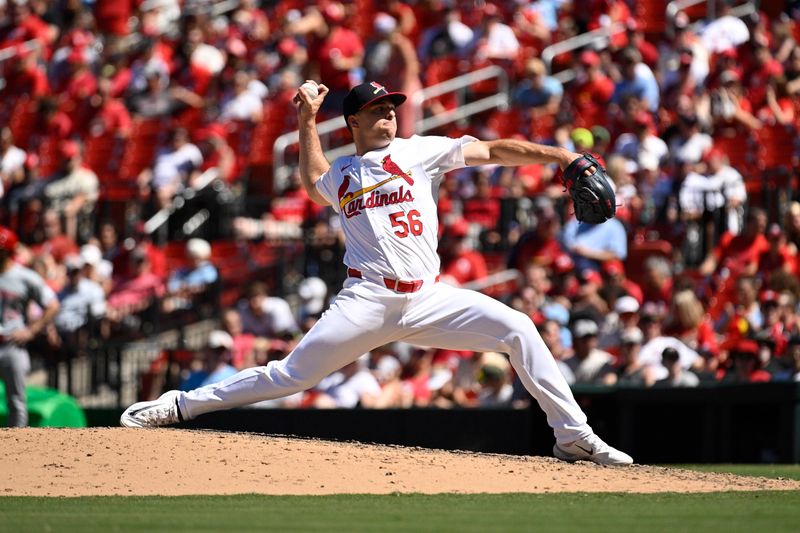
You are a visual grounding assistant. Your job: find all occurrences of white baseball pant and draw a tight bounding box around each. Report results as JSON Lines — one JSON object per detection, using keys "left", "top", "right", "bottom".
{"left": 179, "top": 277, "right": 592, "bottom": 444}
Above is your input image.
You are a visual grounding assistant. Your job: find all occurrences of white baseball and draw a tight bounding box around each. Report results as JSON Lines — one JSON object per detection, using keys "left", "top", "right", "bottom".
{"left": 300, "top": 82, "right": 319, "bottom": 99}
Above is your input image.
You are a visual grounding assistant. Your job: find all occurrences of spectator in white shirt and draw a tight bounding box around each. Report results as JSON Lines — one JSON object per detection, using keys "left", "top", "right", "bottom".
{"left": 472, "top": 4, "right": 519, "bottom": 61}
{"left": 138, "top": 128, "right": 203, "bottom": 209}
{"left": 613, "top": 111, "right": 668, "bottom": 166}
{"left": 0, "top": 127, "right": 26, "bottom": 198}
{"left": 705, "top": 147, "right": 746, "bottom": 234}
{"left": 314, "top": 356, "right": 382, "bottom": 408}
{"left": 220, "top": 70, "right": 265, "bottom": 123}
{"left": 237, "top": 281, "right": 299, "bottom": 340}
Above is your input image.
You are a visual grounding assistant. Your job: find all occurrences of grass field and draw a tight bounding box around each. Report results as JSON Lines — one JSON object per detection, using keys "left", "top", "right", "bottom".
{"left": 1, "top": 490, "right": 799, "bottom": 533}
{"left": 675, "top": 464, "right": 800, "bottom": 481}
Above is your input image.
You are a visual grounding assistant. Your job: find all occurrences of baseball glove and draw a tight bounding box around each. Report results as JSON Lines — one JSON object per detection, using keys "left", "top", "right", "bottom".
{"left": 561, "top": 153, "right": 616, "bottom": 224}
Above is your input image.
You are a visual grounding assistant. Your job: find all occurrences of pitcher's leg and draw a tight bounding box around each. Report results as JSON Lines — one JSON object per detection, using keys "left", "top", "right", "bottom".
{"left": 180, "top": 282, "right": 399, "bottom": 419}
{"left": 402, "top": 284, "right": 591, "bottom": 443}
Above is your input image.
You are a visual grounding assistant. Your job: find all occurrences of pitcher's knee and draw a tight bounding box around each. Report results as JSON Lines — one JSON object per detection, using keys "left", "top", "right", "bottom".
{"left": 506, "top": 310, "right": 539, "bottom": 338}
{"left": 265, "top": 363, "right": 320, "bottom": 393}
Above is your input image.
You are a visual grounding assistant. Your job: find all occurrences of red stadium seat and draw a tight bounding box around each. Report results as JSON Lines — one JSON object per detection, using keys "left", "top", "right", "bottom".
{"left": 119, "top": 118, "right": 167, "bottom": 180}
{"left": 624, "top": 239, "right": 673, "bottom": 288}
{"left": 711, "top": 132, "right": 753, "bottom": 174}
{"left": 8, "top": 95, "right": 37, "bottom": 150}
{"left": 753, "top": 124, "right": 797, "bottom": 172}
{"left": 636, "top": 0, "right": 668, "bottom": 35}
{"left": 84, "top": 135, "right": 120, "bottom": 180}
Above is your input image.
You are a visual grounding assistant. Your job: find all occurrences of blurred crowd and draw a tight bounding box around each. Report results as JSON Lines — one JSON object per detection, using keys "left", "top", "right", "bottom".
{"left": 2, "top": 0, "right": 800, "bottom": 407}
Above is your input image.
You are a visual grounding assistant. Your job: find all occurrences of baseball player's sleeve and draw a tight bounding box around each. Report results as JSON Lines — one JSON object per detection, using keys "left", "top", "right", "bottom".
{"left": 25, "top": 268, "right": 57, "bottom": 309}
{"left": 413, "top": 135, "right": 479, "bottom": 180}
{"left": 314, "top": 166, "right": 341, "bottom": 213}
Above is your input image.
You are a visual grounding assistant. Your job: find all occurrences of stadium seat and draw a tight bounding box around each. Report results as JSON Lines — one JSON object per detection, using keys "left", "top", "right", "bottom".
{"left": 711, "top": 132, "right": 753, "bottom": 175}
{"left": 636, "top": 0, "right": 668, "bottom": 35}
{"left": 624, "top": 239, "right": 673, "bottom": 288}
{"left": 119, "top": 118, "right": 167, "bottom": 180}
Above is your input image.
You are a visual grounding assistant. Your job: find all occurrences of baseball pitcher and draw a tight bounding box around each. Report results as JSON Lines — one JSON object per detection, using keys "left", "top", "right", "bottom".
{"left": 121, "top": 81, "right": 631, "bottom": 465}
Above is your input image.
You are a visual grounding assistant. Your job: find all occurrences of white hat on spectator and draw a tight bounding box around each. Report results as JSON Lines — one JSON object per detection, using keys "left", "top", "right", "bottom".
{"left": 572, "top": 319, "right": 599, "bottom": 338}
{"left": 639, "top": 152, "right": 659, "bottom": 172}
{"left": 374, "top": 12, "right": 397, "bottom": 34}
{"left": 80, "top": 244, "right": 102, "bottom": 266}
{"left": 298, "top": 277, "right": 328, "bottom": 316}
{"left": 186, "top": 238, "right": 211, "bottom": 260}
{"left": 208, "top": 330, "right": 234, "bottom": 350}
{"left": 65, "top": 254, "right": 85, "bottom": 272}
{"left": 375, "top": 355, "right": 401, "bottom": 381}
{"left": 615, "top": 296, "right": 640, "bottom": 315}
{"left": 621, "top": 327, "right": 644, "bottom": 345}
{"left": 428, "top": 368, "right": 453, "bottom": 391}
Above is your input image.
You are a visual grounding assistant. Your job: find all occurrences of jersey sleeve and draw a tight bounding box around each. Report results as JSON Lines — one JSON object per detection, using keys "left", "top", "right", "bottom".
{"left": 413, "top": 135, "right": 478, "bottom": 180}
{"left": 314, "top": 167, "right": 341, "bottom": 213}
{"left": 25, "top": 269, "right": 56, "bottom": 308}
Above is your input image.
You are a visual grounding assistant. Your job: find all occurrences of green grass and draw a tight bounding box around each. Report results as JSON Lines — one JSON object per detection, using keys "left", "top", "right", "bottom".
{"left": 1, "top": 492, "right": 799, "bottom": 533}
{"left": 674, "top": 464, "right": 800, "bottom": 481}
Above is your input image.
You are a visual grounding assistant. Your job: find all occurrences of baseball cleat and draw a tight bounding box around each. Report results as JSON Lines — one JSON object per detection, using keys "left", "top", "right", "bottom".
{"left": 553, "top": 434, "right": 633, "bottom": 466}
{"left": 120, "top": 390, "right": 184, "bottom": 428}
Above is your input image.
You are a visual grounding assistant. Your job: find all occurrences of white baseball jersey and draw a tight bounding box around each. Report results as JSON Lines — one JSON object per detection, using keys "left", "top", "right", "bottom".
{"left": 315, "top": 135, "right": 477, "bottom": 280}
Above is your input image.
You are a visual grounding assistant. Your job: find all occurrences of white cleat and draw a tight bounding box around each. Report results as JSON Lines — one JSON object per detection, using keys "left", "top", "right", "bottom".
{"left": 120, "top": 390, "right": 184, "bottom": 428}
{"left": 554, "top": 433, "right": 634, "bottom": 466}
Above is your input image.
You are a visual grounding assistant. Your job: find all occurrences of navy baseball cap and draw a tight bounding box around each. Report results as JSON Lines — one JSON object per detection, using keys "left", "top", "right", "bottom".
{"left": 342, "top": 81, "right": 406, "bottom": 120}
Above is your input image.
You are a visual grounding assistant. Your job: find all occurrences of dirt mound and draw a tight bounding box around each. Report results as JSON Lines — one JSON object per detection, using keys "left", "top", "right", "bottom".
{"left": 2, "top": 428, "right": 798, "bottom": 496}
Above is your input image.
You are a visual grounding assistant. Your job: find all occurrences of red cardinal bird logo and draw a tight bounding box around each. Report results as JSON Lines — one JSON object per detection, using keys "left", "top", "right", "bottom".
{"left": 337, "top": 174, "right": 351, "bottom": 203}
{"left": 381, "top": 155, "right": 414, "bottom": 186}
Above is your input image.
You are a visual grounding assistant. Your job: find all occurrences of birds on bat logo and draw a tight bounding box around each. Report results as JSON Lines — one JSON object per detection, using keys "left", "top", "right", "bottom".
{"left": 337, "top": 155, "right": 415, "bottom": 218}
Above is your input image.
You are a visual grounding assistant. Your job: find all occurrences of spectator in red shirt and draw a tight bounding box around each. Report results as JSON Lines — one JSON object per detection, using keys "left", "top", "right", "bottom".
{"left": 35, "top": 208, "right": 79, "bottom": 263}
{"left": 601, "top": 259, "right": 643, "bottom": 304}
{"left": 94, "top": 0, "right": 134, "bottom": 37}
{"left": 1, "top": 1, "right": 57, "bottom": 50}
{"left": 62, "top": 50, "right": 98, "bottom": 132}
{"left": 440, "top": 218, "right": 488, "bottom": 286}
{"left": 758, "top": 76, "right": 795, "bottom": 126}
{"left": 363, "top": 13, "right": 422, "bottom": 138}
{"left": 462, "top": 171, "right": 500, "bottom": 231}
{"left": 300, "top": 2, "right": 364, "bottom": 114}
{"left": 2, "top": 46, "right": 49, "bottom": 102}
{"left": 106, "top": 247, "right": 165, "bottom": 324}
{"left": 745, "top": 43, "right": 784, "bottom": 111}
{"left": 567, "top": 50, "right": 615, "bottom": 129}
{"left": 87, "top": 76, "right": 132, "bottom": 139}
{"left": 221, "top": 307, "right": 256, "bottom": 370}
{"left": 715, "top": 276, "right": 763, "bottom": 334}
{"left": 720, "top": 339, "right": 771, "bottom": 383}
{"left": 624, "top": 21, "right": 658, "bottom": 68}
{"left": 508, "top": 205, "right": 563, "bottom": 272}
{"left": 708, "top": 69, "right": 762, "bottom": 135}
{"left": 758, "top": 223, "right": 796, "bottom": 283}
{"left": 700, "top": 208, "right": 769, "bottom": 278}
{"left": 664, "top": 289, "right": 719, "bottom": 357}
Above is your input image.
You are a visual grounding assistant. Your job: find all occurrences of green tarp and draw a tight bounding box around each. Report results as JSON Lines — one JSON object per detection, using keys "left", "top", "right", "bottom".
{"left": 0, "top": 382, "right": 87, "bottom": 427}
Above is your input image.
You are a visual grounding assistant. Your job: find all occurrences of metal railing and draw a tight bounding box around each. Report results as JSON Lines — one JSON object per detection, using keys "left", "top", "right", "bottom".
{"left": 0, "top": 39, "right": 39, "bottom": 63}
{"left": 666, "top": 0, "right": 756, "bottom": 33}
{"left": 410, "top": 65, "right": 510, "bottom": 131}
{"left": 272, "top": 65, "right": 510, "bottom": 191}
{"left": 461, "top": 269, "right": 522, "bottom": 293}
{"left": 143, "top": 167, "right": 220, "bottom": 237}
{"left": 541, "top": 23, "right": 625, "bottom": 83}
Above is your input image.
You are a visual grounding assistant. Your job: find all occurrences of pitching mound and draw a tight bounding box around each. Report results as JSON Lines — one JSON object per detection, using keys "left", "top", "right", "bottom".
{"left": 2, "top": 428, "right": 798, "bottom": 496}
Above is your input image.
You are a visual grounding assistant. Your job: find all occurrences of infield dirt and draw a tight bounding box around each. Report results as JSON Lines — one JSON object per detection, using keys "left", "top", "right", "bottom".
{"left": 2, "top": 428, "right": 798, "bottom": 496}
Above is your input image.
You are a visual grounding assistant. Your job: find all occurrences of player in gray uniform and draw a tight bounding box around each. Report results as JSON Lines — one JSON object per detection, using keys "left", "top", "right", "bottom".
{"left": 121, "top": 82, "right": 633, "bottom": 466}
{"left": 0, "top": 227, "right": 59, "bottom": 426}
